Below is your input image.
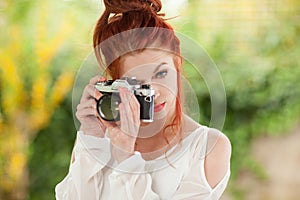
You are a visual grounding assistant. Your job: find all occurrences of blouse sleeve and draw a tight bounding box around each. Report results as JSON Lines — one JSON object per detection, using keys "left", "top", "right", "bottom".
{"left": 171, "top": 127, "right": 231, "bottom": 200}
{"left": 171, "top": 161, "right": 230, "bottom": 200}
{"left": 55, "top": 131, "right": 160, "bottom": 200}
{"left": 55, "top": 131, "right": 111, "bottom": 199}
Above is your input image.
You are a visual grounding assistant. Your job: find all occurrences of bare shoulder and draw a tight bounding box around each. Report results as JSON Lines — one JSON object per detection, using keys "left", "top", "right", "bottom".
{"left": 204, "top": 128, "right": 231, "bottom": 189}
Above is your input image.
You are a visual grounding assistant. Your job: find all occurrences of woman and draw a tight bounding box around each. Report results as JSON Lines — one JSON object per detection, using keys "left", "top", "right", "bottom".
{"left": 55, "top": 0, "right": 231, "bottom": 199}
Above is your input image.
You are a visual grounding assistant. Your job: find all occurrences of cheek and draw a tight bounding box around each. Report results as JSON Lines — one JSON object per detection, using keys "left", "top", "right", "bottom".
{"left": 165, "top": 92, "right": 177, "bottom": 114}
{"left": 153, "top": 72, "right": 178, "bottom": 96}
{"left": 156, "top": 85, "right": 178, "bottom": 104}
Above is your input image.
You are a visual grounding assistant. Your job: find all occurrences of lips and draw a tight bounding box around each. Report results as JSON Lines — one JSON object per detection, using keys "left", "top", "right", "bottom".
{"left": 154, "top": 102, "right": 165, "bottom": 112}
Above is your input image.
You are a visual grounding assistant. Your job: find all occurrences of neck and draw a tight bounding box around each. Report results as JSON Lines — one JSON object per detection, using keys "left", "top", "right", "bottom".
{"left": 134, "top": 125, "right": 180, "bottom": 160}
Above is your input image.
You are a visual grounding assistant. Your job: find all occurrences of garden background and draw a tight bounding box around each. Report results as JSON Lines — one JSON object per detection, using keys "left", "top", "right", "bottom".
{"left": 0, "top": 0, "right": 299, "bottom": 199}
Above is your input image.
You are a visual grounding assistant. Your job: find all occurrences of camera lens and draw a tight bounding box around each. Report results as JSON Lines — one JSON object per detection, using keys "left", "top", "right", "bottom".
{"left": 97, "top": 93, "right": 120, "bottom": 121}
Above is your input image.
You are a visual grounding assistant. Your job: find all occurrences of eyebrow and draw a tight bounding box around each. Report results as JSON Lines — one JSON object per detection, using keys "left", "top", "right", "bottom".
{"left": 153, "top": 62, "right": 168, "bottom": 73}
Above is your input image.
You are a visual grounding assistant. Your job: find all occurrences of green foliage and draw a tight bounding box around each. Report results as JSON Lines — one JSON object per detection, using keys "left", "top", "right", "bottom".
{"left": 19, "top": 0, "right": 300, "bottom": 199}
{"left": 0, "top": 0, "right": 102, "bottom": 198}
{"left": 178, "top": 0, "right": 300, "bottom": 184}
{"left": 28, "top": 94, "right": 75, "bottom": 200}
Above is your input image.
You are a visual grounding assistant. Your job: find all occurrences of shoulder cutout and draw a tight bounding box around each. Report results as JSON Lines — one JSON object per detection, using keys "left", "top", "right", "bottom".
{"left": 204, "top": 128, "right": 231, "bottom": 189}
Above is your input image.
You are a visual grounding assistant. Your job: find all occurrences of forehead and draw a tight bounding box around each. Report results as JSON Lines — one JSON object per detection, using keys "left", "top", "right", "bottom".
{"left": 119, "top": 49, "right": 174, "bottom": 76}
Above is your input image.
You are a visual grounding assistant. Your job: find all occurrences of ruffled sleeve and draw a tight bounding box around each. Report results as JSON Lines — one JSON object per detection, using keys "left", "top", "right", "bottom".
{"left": 55, "top": 131, "right": 160, "bottom": 200}
{"left": 172, "top": 126, "right": 231, "bottom": 200}
{"left": 55, "top": 131, "right": 111, "bottom": 199}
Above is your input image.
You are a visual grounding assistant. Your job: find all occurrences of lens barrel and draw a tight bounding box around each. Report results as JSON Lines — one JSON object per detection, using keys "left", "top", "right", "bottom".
{"left": 97, "top": 93, "right": 120, "bottom": 121}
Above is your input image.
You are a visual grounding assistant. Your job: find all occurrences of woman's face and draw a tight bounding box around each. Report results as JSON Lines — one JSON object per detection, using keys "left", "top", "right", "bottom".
{"left": 119, "top": 49, "right": 178, "bottom": 121}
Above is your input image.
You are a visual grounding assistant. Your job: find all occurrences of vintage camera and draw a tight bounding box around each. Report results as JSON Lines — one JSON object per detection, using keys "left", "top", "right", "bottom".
{"left": 95, "top": 77, "right": 155, "bottom": 122}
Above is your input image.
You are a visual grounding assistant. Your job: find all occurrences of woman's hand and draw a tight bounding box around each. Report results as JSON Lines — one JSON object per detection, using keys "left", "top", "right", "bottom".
{"left": 76, "top": 76, "right": 106, "bottom": 138}
{"left": 103, "top": 87, "right": 141, "bottom": 163}
{"left": 76, "top": 77, "right": 140, "bottom": 162}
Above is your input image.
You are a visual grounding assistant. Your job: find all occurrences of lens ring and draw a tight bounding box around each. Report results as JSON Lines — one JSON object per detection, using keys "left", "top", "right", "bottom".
{"left": 97, "top": 94, "right": 120, "bottom": 121}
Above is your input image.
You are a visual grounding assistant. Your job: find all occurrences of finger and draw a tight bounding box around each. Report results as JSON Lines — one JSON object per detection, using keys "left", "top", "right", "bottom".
{"left": 80, "top": 116, "right": 103, "bottom": 127}
{"left": 79, "top": 116, "right": 106, "bottom": 134}
{"left": 118, "top": 87, "right": 141, "bottom": 137}
{"left": 119, "top": 88, "right": 133, "bottom": 128}
{"left": 120, "top": 87, "right": 140, "bottom": 125}
{"left": 80, "top": 76, "right": 106, "bottom": 102}
{"left": 119, "top": 100, "right": 138, "bottom": 137}
{"left": 127, "top": 92, "right": 140, "bottom": 125}
{"left": 76, "top": 107, "right": 98, "bottom": 120}
{"left": 77, "top": 99, "right": 97, "bottom": 111}
{"left": 119, "top": 87, "right": 128, "bottom": 104}
{"left": 119, "top": 102, "right": 130, "bottom": 134}
{"left": 89, "top": 75, "right": 106, "bottom": 85}
{"left": 81, "top": 84, "right": 102, "bottom": 102}
{"left": 124, "top": 88, "right": 141, "bottom": 127}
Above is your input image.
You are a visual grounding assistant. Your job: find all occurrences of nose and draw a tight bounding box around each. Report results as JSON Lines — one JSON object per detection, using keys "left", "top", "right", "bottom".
{"left": 154, "top": 90, "right": 160, "bottom": 100}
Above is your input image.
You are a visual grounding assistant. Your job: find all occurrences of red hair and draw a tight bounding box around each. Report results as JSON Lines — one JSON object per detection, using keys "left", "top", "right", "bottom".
{"left": 93, "top": 0, "right": 183, "bottom": 144}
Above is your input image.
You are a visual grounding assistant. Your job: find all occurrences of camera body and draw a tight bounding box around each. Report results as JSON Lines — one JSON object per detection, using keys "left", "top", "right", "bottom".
{"left": 95, "top": 77, "right": 155, "bottom": 122}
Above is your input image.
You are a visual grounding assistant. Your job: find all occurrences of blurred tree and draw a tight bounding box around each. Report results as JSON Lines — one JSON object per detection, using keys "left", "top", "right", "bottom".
{"left": 176, "top": 0, "right": 300, "bottom": 198}
{"left": 28, "top": 94, "right": 76, "bottom": 200}
{"left": 0, "top": 0, "right": 98, "bottom": 198}
{"left": 1, "top": 0, "right": 299, "bottom": 199}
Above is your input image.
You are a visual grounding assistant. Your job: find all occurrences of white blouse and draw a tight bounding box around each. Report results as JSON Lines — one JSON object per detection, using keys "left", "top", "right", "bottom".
{"left": 55, "top": 126, "right": 230, "bottom": 200}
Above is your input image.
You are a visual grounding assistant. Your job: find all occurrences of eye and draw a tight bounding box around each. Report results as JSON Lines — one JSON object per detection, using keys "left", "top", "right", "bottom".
{"left": 153, "top": 69, "right": 168, "bottom": 79}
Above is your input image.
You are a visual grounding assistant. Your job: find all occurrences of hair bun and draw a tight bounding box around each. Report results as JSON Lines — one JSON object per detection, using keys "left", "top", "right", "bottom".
{"left": 104, "top": 0, "right": 162, "bottom": 14}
